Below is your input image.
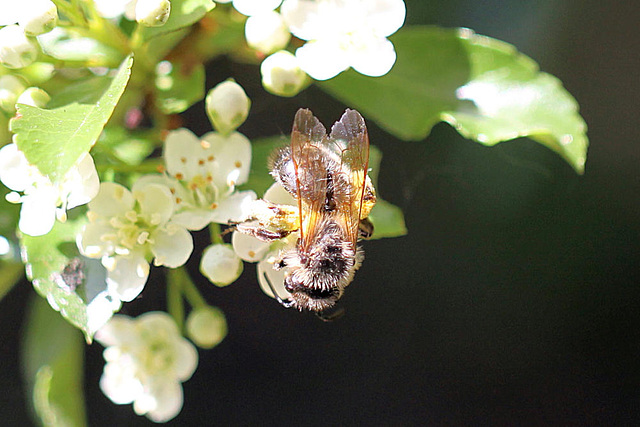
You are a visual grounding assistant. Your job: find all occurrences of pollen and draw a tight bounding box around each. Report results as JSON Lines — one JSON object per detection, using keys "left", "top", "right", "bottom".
{"left": 180, "top": 157, "right": 187, "bottom": 163}
{"left": 248, "top": 250, "right": 256, "bottom": 258}
{"left": 210, "top": 203, "right": 218, "bottom": 209}
{"left": 207, "top": 155, "right": 215, "bottom": 162}
{"left": 198, "top": 159, "right": 205, "bottom": 166}
{"left": 175, "top": 197, "right": 182, "bottom": 204}
{"left": 157, "top": 165, "right": 166, "bottom": 173}
{"left": 234, "top": 161, "right": 242, "bottom": 168}
{"left": 175, "top": 173, "right": 184, "bottom": 180}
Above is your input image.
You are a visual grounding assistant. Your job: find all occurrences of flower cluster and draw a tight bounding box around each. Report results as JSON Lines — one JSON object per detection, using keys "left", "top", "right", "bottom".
{"left": 95, "top": 312, "right": 199, "bottom": 422}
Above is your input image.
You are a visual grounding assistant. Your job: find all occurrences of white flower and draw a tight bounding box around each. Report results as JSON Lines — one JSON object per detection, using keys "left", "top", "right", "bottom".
{"left": 95, "top": 312, "right": 198, "bottom": 423}
{"left": 260, "top": 50, "right": 308, "bottom": 97}
{"left": 281, "top": 0, "right": 406, "bottom": 80}
{"left": 135, "top": 0, "right": 171, "bottom": 27}
{"left": 231, "top": 183, "right": 296, "bottom": 301}
{"left": 186, "top": 306, "right": 227, "bottom": 349}
{"left": 0, "top": 144, "right": 99, "bottom": 236}
{"left": 0, "top": 25, "right": 39, "bottom": 69}
{"left": 137, "top": 128, "right": 256, "bottom": 231}
{"left": 205, "top": 80, "right": 251, "bottom": 136}
{"left": 200, "top": 243, "right": 243, "bottom": 286}
{"left": 93, "top": 0, "right": 136, "bottom": 20}
{"left": 0, "top": 0, "right": 58, "bottom": 36}
{"left": 0, "top": 74, "right": 27, "bottom": 112}
{"left": 16, "top": 86, "right": 50, "bottom": 107}
{"left": 245, "top": 10, "right": 291, "bottom": 54}
{"left": 78, "top": 181, "right": 194, "bottom": 302}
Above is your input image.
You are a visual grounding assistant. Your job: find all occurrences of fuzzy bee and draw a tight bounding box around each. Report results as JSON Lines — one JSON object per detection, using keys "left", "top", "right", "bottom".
{"left": 235, "top": 108, "right": 376, "bottom": 314}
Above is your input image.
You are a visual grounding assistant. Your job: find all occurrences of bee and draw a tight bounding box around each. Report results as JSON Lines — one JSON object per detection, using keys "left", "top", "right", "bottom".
{"left": 235, "top": 108, "right": 376, "bottom": 314}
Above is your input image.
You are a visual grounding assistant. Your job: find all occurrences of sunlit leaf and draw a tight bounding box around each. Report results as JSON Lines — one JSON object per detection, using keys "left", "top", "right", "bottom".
{"left": 37, "top": 28, "right": 122, "bottom": 66}
{"left": 320, "top": 26, "right": 588, "bottom": 174}
{"left": 142, "top": 0, "right": 215, "bottom": 40}
{"left": 20, "top": 217, "right": 120, "bottom": 341}
{"left": 11, "top": 55, "right": 133, "bottom": 182}
{"left": 22, "top": 295, "right": 86, "bottom": 427}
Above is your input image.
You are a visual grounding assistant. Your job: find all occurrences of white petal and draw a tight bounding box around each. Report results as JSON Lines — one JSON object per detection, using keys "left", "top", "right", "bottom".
{"left": 295, "top": 40, "right": 350, "bottom": 80}
{"left": 66, "top": 153, "right": 100, "bottom": 209}
{"left": 263, "top": 182, "right": 295, "bottom": 204}
{"left": 231, "top": 231, "right": 270, "bottom": 262}
{"left": 200, "top": 131, "right": 252, "bottom": 187}
{"left": 150, "top": 226, "right": 193, "bottom": 267}
{"left": 233, "top": 0, "right": 282, "bottom": 16}
{"left": 89, "top": 182, "right": 135, "bottom": 218}
{"left": 100, "top": 361, "right": 144, "bottom": 405}
{"left": 105, "top": 253, "right": 150, "bottom": 302}
{"left": 137, "top": 311, "right": 180, "bottom": 336}
{"left": 19, "top": 190, "right": 57, "bottom": 236}
{"left": 280, "top": 0, "right": 323, "bottom": 41}
{"left": 200, "top": 244, "right": 243, "bottom": 286}
{"left": 0, "top": 3, "right": 20, "bottom": 25}
{"left": 257, "top": 257, "right": 290, "bottom": 300}
{"left": 0, "top": 143, "right": 31, "bottom": 192}
{"left": 163, "top": 128, "right": 204, "bottom": 180}
{"left": 132, "top": 182, "right": 174, "bottom": 226}
{"left": 86, "top": 291, "right": 122, "bottom": 336}
{"left": 349, "top": 36, "right": 397, "bottom": 77}
{"left": 94, "top": 315, "right": 134, "bottom": 347}
{"left": 174, "top": 339, "right": 199, "bottom": 380}
{"left": 209, "top": 190, "right": 256, "bottom": 223}
{"left": 78, "top": 222, "right": 116, "bottom": 258}
{"left": 139, "top": 379, "right": 184, "bottom": 423}
{"left": 170, "top": 209, "right": 215, "bottom": 231}
{"left": 94, "top": 0, "right": 134, "bottom": 19}
{"left": 365, "top": 0, "right": 406, "bottom": 38}
{"left": 205, "top": 80, "right": 251, "bottom": 136}
{"left": 245, "top": 11, "right": 291, "bottom": 54}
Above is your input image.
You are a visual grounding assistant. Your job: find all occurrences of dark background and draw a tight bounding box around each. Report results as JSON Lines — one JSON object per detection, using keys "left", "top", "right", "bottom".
{"left": 2, "top": 0, "right": 639, "bottom": 425}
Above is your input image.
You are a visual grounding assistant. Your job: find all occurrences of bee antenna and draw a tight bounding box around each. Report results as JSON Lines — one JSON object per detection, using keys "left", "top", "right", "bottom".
{"left": 262, "top": 272, "right": 294, "bottom": 309}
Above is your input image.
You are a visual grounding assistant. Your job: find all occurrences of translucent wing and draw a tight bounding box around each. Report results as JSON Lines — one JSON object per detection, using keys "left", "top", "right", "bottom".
{"left": 328, "top": 109, "right": 370, "bottom": 246}
{"left": 290, "top": 109, "right": 330, "bottom": 245}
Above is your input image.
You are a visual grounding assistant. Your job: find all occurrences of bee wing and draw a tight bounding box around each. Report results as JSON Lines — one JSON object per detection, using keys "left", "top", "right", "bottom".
{"left": 328, "top": 109, "right": 370, "bottom": 245}
{"left": 290, "top": 109, "right": 330, "bottom": 244}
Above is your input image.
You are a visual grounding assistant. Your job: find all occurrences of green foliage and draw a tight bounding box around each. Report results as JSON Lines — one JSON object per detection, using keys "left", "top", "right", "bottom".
{"left": 22, "top": 295, "right": 86, "bottom": 427}
{"left": 156, "top": 61, "right": 205, "bottom": 114}
{"left": 320, "top": 26, "right": 588, "bottom": 174}
{"left": 38, "top": 27, "right": 122, "bottom": 66}
{"left": 0, "top": 260, "right": 23, "bottom": 301}
{"left": 11, "top": 55, "right": 133, "bottom": 182}
{"left": 141, "top": 0, "right": 216, "bottom": 40}
{"left": 20, "top": 217, "right": 114, "bottom": 341}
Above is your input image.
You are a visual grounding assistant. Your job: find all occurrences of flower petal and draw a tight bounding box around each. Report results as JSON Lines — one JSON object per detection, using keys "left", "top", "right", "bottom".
{"left": 100, "top": 361, "right": 144, "bottom": 405}
{"left": 231, "top": 231, "right": 271, "bottom": 262}
{"left": 209, "top": 189, "right": 256, "bottom": 223}
{"left": 163, "top": 128, "right": 204, "bottom": 180}
{"left": 150, "top": 226, "right": 193, "bottom": 268}
{"left": 66, "top": 152, "right": 100, "bottom": 209}
{"left": 139, "top": 378, "right": 184, "bottom": 423}
{"left": 105, "top": 253, "right": 150, "bottom": 302}
{"left": 257, "top": 257, "right": 290, "bottom": 300}
{"left": 365, "top": 0, "right": 406, "bottom": 38}
{"left": 200, "top": 243, "right": 243, "bottom": 286}
{"left": 263, "top": 182, "right": 295, "bottom": 204}
{"left": 0, "top": 143, "right": 31, "bottom": 191}
{"left": 132, "top": 182, "right": 174, "bottom": 226}
{"left": 78, "top": 222, "right": 116, "bottom": 258}
{"left": 90, "top": 182, "right": 135, "bottom": 218}
{"left": 233, "top": 0, "right": 282, "bottom": 16}
{"left": 174, "top": 339, "right": 199, "bottom": 381}
{"left": 201, "top": 131, "right": 252, "bottom": 187}
{"left": 94, "top": 315, "right": 135, "bottom": 347}
{"left": 19, "top": 189, "right": 57, "bottom": 236}
{"left": 295, "top": 39, "right": 350, "bottom": 80}
{"left": 349, "top": 36, "right": 397, "bottom": 77}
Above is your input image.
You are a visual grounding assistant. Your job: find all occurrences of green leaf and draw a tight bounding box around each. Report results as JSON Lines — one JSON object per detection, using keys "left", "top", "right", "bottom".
{"left": 38, "top": 27, "right": 122, "bottom": 66}
{"left": 20, "top": 217, "right": 120, "bottom": 341}
{"left": 156, "top": 61, "right": 205, "bottom": 114}
{"left": 22, "top": 294, "right": 87, "bottom": 427}
{"left": 0, "top": 260, "right": 23, "bottom": 301}
{"left": 141, "top": 0, "right": 215, "bottom": 40}
{"left": 11, "top": 55, "right": 133, "bottom": 182}
{"left": 320, "top": 26, "right": 588, "bottom": 174}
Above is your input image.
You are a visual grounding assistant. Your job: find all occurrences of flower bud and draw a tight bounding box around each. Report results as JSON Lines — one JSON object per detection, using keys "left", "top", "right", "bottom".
{"left": 135, "top": 0, "right": 171, "bottom": 27}
{"left": 199, "top": 243, "right": 243, "bottom": 287}
{"left": 0, "top": 25, "right": 39, "bottom": 69}
{"left": 260, "top": 50, "right": 308, "bottom": 97}
{"left": 205, "top": 80, "right": 251, "bottom": 135}
{"left": 18, "top": 0, "right": 58, "bottom": 36}
{"left": 0, "top": 75, "right": 27, "bottom": 112}
{"left": 186, "top": 306, "right": 227, "bottom": 349}
{"left": 16, "top": 87, "right": 50, "bottom": 108}
{"left": 245, "top": 11, "right": 291, "bottom": 54}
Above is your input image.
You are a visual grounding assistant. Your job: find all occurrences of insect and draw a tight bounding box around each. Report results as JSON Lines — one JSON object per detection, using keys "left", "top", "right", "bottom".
{"left": 235, "top": 108, "right": 376, "bottom": 313}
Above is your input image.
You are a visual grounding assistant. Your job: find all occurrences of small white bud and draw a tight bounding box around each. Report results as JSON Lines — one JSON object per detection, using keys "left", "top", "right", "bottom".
{"left": 0, "top": 25, "right": 39, "bottom": 69}
{"left": 199, "top": 243, "right": 243, "bottom": 287}
{"left": 18, "top": 0, "right": 58, "bottom": 36}
{"left": 135, "top": 0, "right": 171, "bottom": 27}
{"left": 245, "top": 11, "right": 291, "bottom": 54}
{"left": 260, "top": 50, "right": 308, "bottom": 97}
{"left": 186, "top": 306, "right": 227, "bottom": 349}
{"left": 16, "top": 87, "right": 50, "bottom": 108}
{"left": 205, "top": 80, "right": 251, "bottom": 135}
{"left": 0, "top": 75, "right": 27, "bottom": 112}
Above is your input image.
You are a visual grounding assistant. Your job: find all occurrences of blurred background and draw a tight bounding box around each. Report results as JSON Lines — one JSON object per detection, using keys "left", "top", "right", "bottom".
{"left": 1, "top": 0, "right": 639, "bottom": 424}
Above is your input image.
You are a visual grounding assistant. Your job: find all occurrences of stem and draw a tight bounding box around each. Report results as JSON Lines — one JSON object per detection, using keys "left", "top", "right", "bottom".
{"left": 51, "top": 0, "right": 87, "bottom": 27}
{"left": 209, "top": 223, "right": 224, "bottom": 245}
{"left": 180, "top": 270, "right": 208, "bottom": 309}
{"left": 166, "top": 268, "right": 185, "bottom": 331}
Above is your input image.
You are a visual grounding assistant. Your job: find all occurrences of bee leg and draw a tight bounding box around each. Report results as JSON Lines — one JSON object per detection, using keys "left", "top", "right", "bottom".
{"left": 233, "top": 220, "right": 292, "bottom": 242}
{"left": 358, "top": 218, "right": 374, "bottom": 240}
{"left": 262, "top": 272, "right": 295, "bottom": 309}
{"left": 315, "top": 306, "right": 346, "bottom": 322}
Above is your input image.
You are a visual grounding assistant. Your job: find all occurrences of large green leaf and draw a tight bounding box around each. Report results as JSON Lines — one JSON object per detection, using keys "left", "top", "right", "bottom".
{"left": 11, "top": 55, "right": 133, "bottom": 182}
{"left": 141, "top": 0, "right": 215, "bottom": 40}
{"left": 22, "top": 294, "right": 86, "bottom": 427}
{"left": 243, "top": 137, "right": 406, "bottom": 239}
{"left": 320, "top": 26, "right": 588, "bottom": 174}
{"left": 20, "top": 217, "right": 120, "bottom": 341}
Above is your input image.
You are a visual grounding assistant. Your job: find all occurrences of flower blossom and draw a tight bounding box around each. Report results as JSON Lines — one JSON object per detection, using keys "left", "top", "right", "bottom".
{"left": 0, "top": 0, "right": 58, "bottom": 36}
{"left": 136, "top": 128, "right": 256, "bottom": 231}
{"left": 217, "top": 0, "right": 282, "bottom": 17}
{"left": 231, "top": 183, "right": 297, "bottom": 301}
{"left": 95, "top": 312, "right": 198, "bottom": 423}
{"left": 78, "top": 181, "right": 194, "bottom": 302}
{"left": 0, "top": 143, "right": 99, "bottom": 236}
{"left": 281, "top": 0, "right": 406, "bottom": 80}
